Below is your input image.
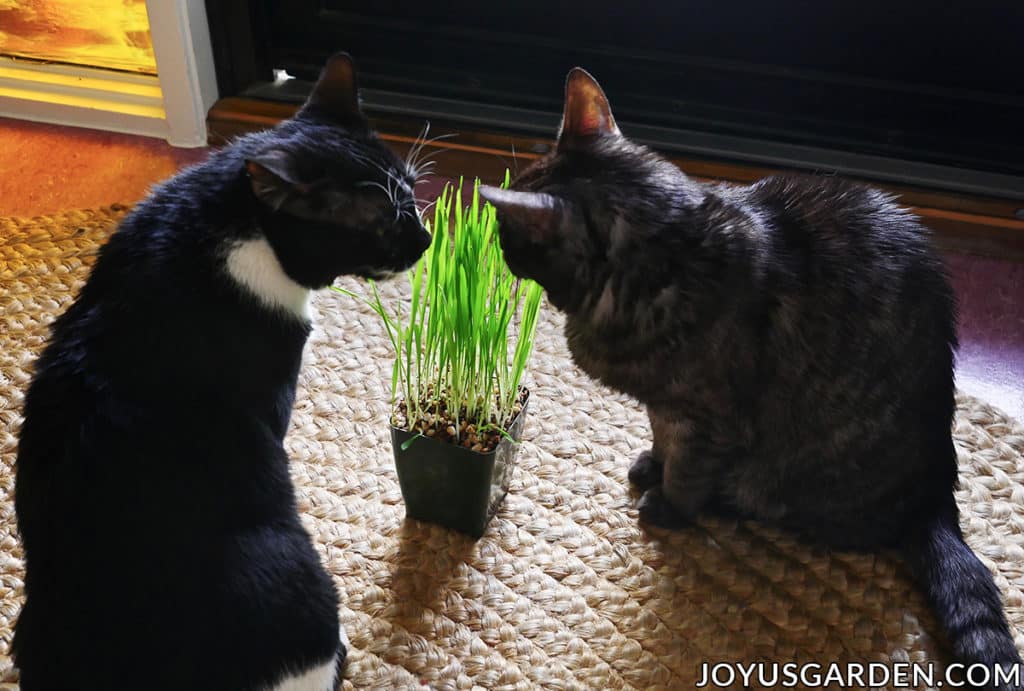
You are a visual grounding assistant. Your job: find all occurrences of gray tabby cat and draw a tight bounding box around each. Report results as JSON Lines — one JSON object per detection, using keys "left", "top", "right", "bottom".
{"left": 480, "top": 69, "right": 1022, "bottom": 690}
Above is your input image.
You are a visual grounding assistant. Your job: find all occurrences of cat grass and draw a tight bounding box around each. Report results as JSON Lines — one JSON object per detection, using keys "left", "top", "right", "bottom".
{"left": 335, "top": 174, "right": 543, "bottom": 453}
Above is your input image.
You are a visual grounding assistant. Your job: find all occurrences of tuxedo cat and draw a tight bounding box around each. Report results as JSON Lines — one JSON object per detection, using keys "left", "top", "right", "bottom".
{"left": 481, "top": 69, "right": 1022, "bottom": 689}
{"left": 13, "top": 53, "right": 430, "bottom": 691}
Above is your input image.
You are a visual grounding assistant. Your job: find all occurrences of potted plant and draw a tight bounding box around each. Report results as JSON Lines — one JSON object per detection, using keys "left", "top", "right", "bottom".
{"left": 336, "top": 176, "right": 544, "bottom": 537}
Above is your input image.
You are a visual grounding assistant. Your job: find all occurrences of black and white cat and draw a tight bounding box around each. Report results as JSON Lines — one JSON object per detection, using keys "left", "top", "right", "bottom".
{"left": 13, "top": 54, "right": 430, "bottom": 691}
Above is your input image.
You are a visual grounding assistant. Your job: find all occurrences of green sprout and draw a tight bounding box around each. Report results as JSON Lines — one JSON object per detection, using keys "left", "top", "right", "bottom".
{"left": 334, "top": 173, "right": 544, "bottom": 446}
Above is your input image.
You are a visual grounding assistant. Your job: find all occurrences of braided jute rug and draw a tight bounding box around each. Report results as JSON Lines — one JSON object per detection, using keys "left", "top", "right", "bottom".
{"left": 1, "top": 207, "right": 1022, "bottom": 691}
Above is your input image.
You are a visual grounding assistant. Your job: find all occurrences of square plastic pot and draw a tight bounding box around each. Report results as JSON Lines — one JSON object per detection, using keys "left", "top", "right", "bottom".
{"left": 391, "top": 392, "right": 530, "bottom": 538}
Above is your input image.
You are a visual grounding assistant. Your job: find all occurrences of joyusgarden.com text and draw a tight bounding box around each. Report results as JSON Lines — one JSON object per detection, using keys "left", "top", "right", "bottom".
{"left": 696, "top": 661, "right": 1024, "bottom": 688}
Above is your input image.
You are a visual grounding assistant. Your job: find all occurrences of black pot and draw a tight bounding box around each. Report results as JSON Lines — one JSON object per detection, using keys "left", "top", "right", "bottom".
{"left": 391, "top": 392, "right": 530, "bottom": 538}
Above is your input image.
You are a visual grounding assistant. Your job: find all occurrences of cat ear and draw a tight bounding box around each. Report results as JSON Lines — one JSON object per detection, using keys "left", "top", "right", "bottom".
{"left": 557, "top": 67, "right": 620, "bottom": 148}
{"left": 479, "top": 186, "right": 563, "bottom": 242}
{"left": 299, "top": 52, "right": 365, "bottom": 125}
{"left": 246, "top": 149, "right": 298, "bottom": 185}
{"left": 246, "top": 151, "right": 301, "bottom": 207}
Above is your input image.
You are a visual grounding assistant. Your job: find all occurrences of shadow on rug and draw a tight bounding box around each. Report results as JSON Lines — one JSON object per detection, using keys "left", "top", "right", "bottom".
{"left": 1, "top": 208, "right": 1022, "bottom": 690}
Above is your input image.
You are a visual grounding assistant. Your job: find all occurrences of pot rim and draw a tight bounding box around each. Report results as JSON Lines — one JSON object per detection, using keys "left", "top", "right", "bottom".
{"left": 389, "top": 388, "right": 531, "bottom": 457}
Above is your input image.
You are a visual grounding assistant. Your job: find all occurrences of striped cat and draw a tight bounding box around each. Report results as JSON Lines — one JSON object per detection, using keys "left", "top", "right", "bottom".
{"left": 481, "top": 68, "right": 1022, "bottom": 690}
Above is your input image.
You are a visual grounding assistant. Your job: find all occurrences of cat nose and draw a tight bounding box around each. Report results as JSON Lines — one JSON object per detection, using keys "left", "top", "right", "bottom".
{"left": 414, "top": 224, "right": 431, "bottom": 253}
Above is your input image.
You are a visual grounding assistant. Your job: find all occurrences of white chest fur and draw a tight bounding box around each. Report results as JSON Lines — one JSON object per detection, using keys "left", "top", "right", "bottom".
{"left": 225, "top": 237, "right": 312, "bottom": 321}
{"left": 266, "top": 658, "right": 337, "bottom": 691}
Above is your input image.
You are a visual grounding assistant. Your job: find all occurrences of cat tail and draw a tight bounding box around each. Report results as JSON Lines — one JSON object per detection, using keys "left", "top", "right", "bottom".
{"left": 903, "top": 501, "right": 1023, "bottom": 690}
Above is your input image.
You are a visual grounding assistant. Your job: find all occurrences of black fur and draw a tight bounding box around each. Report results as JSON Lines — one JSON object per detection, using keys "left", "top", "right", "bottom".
{"left": 13, "top": 54, "right": 429, "bottom": 690}
{"left": 483, "top": 69, "right": 1022, "bottom": 689}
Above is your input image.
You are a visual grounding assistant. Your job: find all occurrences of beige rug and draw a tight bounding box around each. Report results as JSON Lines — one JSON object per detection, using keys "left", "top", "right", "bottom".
{"left": 1, "top": 208, "right": 1022, "bottom": 690}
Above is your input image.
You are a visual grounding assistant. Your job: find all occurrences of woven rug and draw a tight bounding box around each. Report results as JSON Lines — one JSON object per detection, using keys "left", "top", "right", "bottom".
{"left": 1, "top": 208, "right": 1022, "bottom": 690}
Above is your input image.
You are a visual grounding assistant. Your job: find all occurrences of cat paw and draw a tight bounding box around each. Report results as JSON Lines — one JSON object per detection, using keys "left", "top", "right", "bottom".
{"left": 637, "top": 486, "right": 688, "bottom": 529}
{"left": 337, "top": 624, "right": 349, "bottom": 674}
{"left": 628, "top": 449, "right": 663, "bottom": 490}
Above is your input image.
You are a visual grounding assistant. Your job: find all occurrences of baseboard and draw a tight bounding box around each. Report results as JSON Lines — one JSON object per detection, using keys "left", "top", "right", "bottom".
{"left": 0, "top": 57, "right": 168, "bottom": 140}
{"left": 208, "top": 96, "right": 1024, "bottom": 261}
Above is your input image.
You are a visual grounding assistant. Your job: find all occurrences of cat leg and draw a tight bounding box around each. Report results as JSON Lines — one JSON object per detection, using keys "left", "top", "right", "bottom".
{"left": 628, "top": 408, "right": 674, "bottom": 490}
{"left": 662, "top": 457, "right": 718, "bottom": 518}
{"left": 637, "top": 465, "right": 716, "bottom": 528}
{"left": 335, "top": 624, "right": 349, "bottom": 681}
{"left": 637, "top": 420, "right": 722, "bottom": 528}
{"left": 628, "top": 450, "right": 663, "bottom": 490}
{"left": 637, "top": 485, "right": 690, "bottom": 528}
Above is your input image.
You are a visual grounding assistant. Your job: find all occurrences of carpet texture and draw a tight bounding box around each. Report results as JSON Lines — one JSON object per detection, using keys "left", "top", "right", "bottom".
{"left": 1, "top": 208, "right": 1022, "bottom": 690}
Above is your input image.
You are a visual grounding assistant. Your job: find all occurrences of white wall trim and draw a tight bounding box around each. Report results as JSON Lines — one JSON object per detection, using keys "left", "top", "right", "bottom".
{"left": 146, "top": 0, "right": 219, "bottom": 147}
{"left": 0, "top": 58, "right": 168, "bottom": 139}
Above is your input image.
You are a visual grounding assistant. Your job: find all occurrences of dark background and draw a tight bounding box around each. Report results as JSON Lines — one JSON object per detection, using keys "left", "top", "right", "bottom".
{"left": 206, "top": 1, "right": 1024, "bottom": 197}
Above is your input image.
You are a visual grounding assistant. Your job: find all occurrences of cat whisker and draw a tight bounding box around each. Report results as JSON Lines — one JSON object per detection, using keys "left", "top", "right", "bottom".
{"left": 415, "top": 160, "right": 438, "bottom": 175}
{"left": 355, "top": 180, "right": 392, "bottom": 201}
{"left": 405, "top": 122, "right": 431, "bottom": 172}
{"left": 405, "top": 124, "right": 437, "bottom": 181}
{"left": 417, "top": 198, "right": 439, "bottom": 217}
{"left": 418, "top": 148, "right": 447, "bottom": 167}
{"left": 495, "top": 146, "right": 527, "bottom": 179}
{"left": 344, "top": 146, "right": 379, "bottom": 169}
{"left": 411, "top": 157, "right": 444, "bottom": 186}
{"left": 413, "top": 173, "right": 436, "bottom": 186}
{"left": 406, "top": 127, "right": 457, "bottom": 183}
{"left": 378, "top": 162, "right": 411, "bottom": 203}
{"left": 419, "top": 132, "right": 458, "bottom": 147}
{"left": 414, "top": 145, "right": 449, "bottom": 164}
{"left": 388, "top": 175, "right": 400, "bottom": 209}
